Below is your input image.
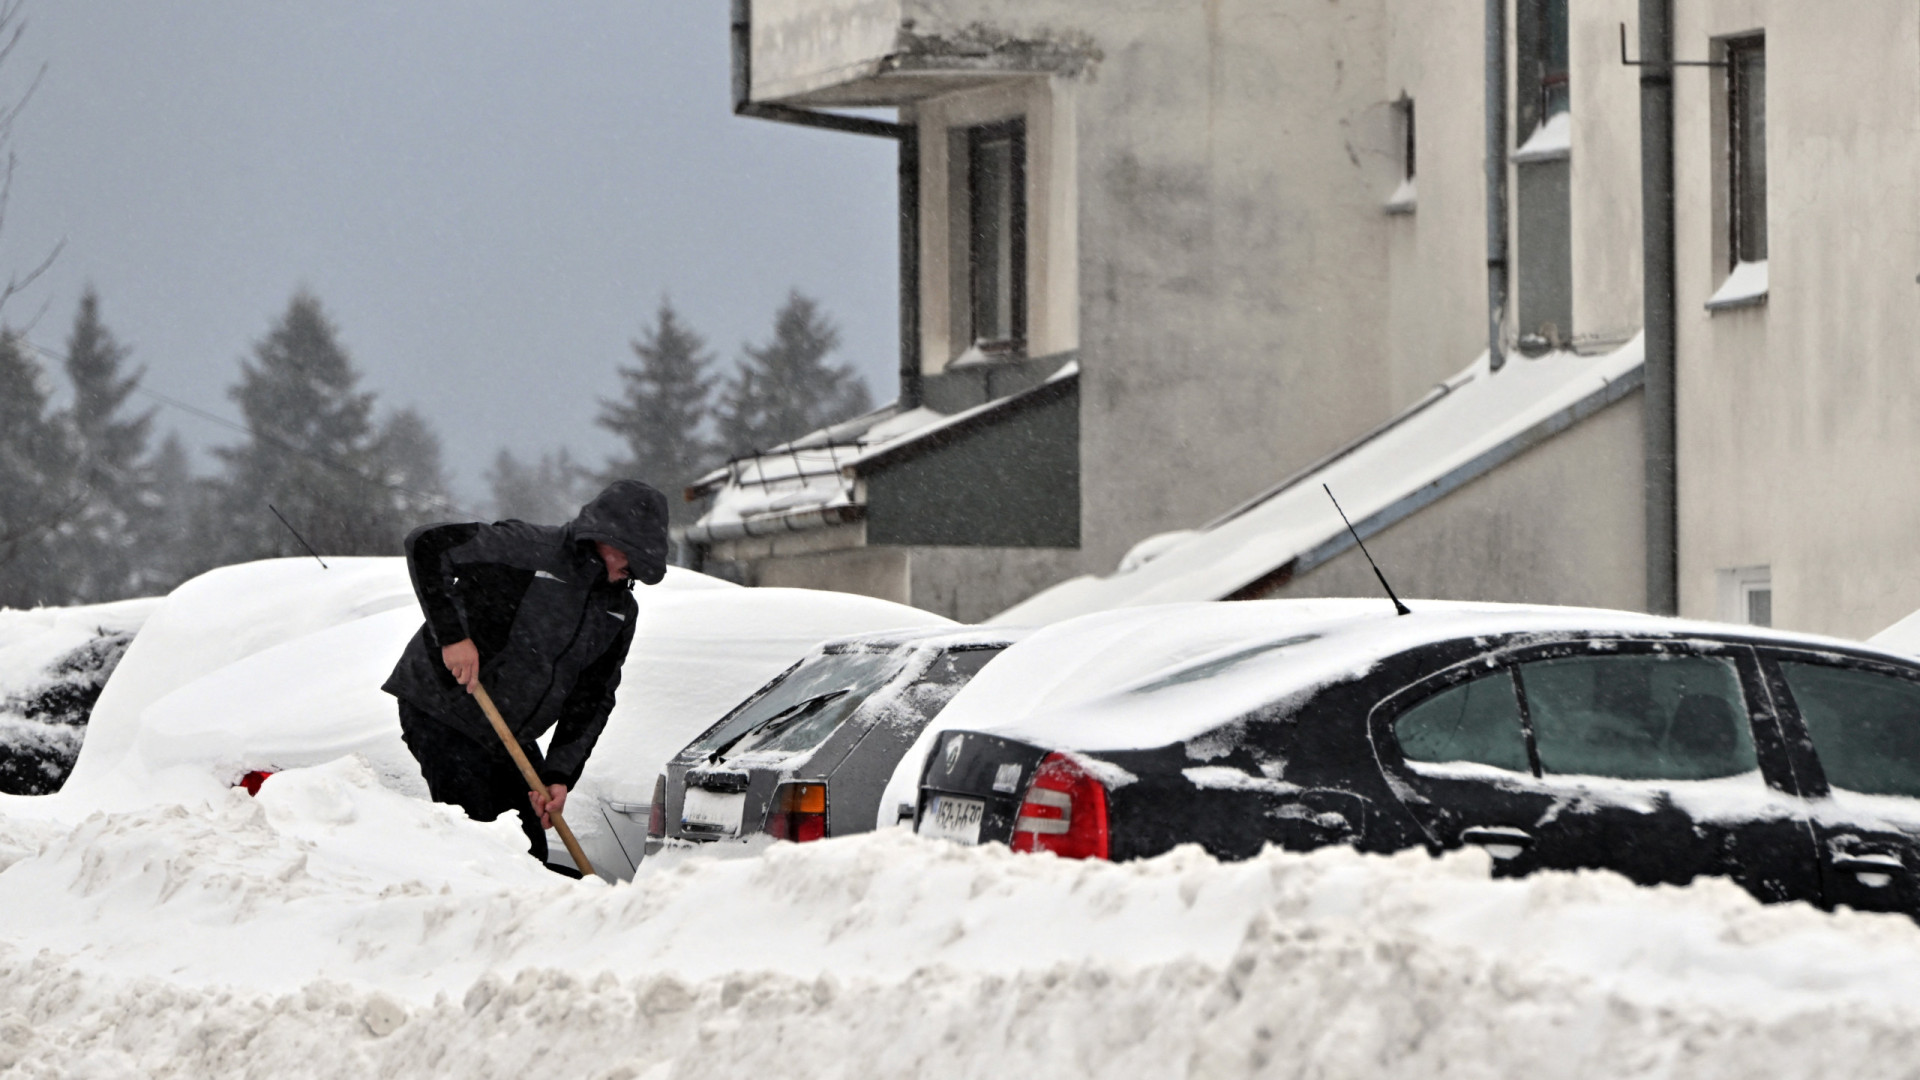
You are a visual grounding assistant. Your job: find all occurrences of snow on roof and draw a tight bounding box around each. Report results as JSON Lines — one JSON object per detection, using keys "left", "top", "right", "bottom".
{"left": 688, "top": 365, "right": 1081, "bottom": 543}
{"left": 686, "top": 405, "right": 947, "bottom": 541}
{"left": 847, "top": 361, "right": 1078, "bottom": 473}
{"left": 1869, "top": 607, "right": 1920, "bottom": 658}
{"left": 994, "top": 339, "right": 1645, "bottom": 625}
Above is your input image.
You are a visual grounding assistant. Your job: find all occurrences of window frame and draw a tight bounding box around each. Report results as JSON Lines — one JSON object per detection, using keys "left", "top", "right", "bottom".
{"left": 964, "top": 117, "right": 1028, "bottom": 354}
{"left": 1726, "top": 34, "right": 1768, "bottom": 267}
{"left": 1758, "top": 648, "right": 1920, "bottom": 801}
{"left": 1373, "top": 635, "right": 1792, "bottom": 789}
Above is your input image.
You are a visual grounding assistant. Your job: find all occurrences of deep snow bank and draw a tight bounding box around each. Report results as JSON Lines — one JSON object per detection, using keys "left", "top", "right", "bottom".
{"left": 7, "top": 756, "right": 1920, "bottom": 1078}
{"left": 21, "top": 558, "right": 945, "bottom": 846}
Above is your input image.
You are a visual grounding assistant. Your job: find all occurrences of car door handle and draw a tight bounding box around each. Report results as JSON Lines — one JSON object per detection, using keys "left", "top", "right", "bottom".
{"left": 1460, "top": 826, "right": 1532, "bottom": 860}
{"left": 1833, "top": 853, "right": 1907, "bottom": 888}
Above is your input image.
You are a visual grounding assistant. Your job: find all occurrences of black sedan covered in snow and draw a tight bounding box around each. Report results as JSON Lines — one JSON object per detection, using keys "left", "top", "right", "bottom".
{"left": 911, "top": 600, "right": 1920, "bottom": 918}
{"left": 646, "top": 626, "right": 1022, "bottom": 853}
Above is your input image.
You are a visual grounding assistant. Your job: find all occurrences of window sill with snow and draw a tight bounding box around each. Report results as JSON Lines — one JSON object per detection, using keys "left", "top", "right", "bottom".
{"left": 1706, "top": 260, "right": 1769, "bottom": 312}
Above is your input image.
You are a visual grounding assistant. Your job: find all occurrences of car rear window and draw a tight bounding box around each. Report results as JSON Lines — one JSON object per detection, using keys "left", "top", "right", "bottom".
{"left": 1519, "top": 654, "right": 1756, "bottom": 781}
{"left": 688, "top": 649, "right": 913, "bottom": 761}
{"left": 1780, "top": 661, "right": 1920, "bottom": 799}
{"left": 1394, "top": 672, "right": 1531, "bottom": 773}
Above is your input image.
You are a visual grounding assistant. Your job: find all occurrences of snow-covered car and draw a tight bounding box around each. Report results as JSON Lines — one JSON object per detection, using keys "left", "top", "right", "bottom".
{"left": 648, "top": 626, "right": 1023, "bottom": 854}
{"left": 58, "top": 556, "right": 952, "bottom": 877}
{"left": 910, "top": 599, "right": 1920, "bottom": 918}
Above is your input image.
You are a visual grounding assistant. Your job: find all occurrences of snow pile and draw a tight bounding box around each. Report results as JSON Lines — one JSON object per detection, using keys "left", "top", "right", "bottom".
{"left": 7, "top": 755, "right": 1920, "bottom": 1077}
{"left": 0, "top": 598, "right": 162, "bottom": 795}
{"left": 8, "top": 556, "right": 948, "bottom": 882}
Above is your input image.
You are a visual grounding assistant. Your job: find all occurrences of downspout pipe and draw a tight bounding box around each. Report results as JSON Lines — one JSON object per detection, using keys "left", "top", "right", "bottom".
{"left": 1485, "top": 0, "right": 1509, "bottom": 373}
{"left": 729, "top": 0, "right": 921, "bottom": 409}
{"left": 1639, "top": 0, "right": 1678, "bottom": 614}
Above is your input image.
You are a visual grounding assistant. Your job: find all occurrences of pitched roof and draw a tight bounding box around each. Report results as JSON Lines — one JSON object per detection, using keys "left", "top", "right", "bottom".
{"left": 994, "top": 338, "right": 1645, "bottom": 624}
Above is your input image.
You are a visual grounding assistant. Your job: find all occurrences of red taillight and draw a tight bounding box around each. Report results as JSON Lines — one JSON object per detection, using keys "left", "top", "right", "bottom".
{"left": 1012, "top": 753, "right": 1109, "bottom": 860}
{"left": 647, "top": 774, "right": 666, "bottom": 839}
{"left": 766, "top": 782, "right": 827, "bottom": 843}
{"left": 237, "top": 770, "right": 273, "bottom": 796}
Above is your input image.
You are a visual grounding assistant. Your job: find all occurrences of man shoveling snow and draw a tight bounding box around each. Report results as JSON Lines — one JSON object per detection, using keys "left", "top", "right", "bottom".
{"left": 382, "top": 479, "right": 669, "bottom": 874}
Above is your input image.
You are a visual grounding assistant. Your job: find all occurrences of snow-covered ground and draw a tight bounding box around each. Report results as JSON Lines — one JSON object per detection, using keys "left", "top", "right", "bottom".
{"left": 8, "top": 571, "right": 1920, "bottom": 1077}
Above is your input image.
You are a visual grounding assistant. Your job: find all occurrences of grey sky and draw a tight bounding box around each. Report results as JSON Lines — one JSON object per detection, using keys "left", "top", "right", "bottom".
{"left": 8, "top": 1, "right": 899, "bottom": 505}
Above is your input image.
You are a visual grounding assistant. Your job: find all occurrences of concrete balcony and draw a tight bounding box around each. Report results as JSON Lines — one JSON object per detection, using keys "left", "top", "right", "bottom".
{"left": 745, "top": 0, "right": 1097, "bottom": 107}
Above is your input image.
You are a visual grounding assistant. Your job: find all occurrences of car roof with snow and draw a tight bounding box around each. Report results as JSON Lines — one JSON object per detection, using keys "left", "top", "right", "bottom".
{"left": 930, "top": 598, "right": 1917, "bottom": 754}
{"left": 819, "top": 624, "right": 1031, "bottom": 652}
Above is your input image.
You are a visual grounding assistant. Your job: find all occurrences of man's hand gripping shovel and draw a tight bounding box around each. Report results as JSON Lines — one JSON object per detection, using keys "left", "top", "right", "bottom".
{"left": 470, "top": 680, "right": 595, "bottom": 878}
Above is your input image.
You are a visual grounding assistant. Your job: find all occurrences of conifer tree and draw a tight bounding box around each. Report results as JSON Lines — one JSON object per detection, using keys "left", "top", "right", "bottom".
{"left": 370, "top": 406, "right": 453, "bottom": 525}
{"left": 486, "top": 447, "right": 589, "bottom": 524}
{"left": 715, "top": 291, "right": 873, "bottom": 458}
{"left": 0, "top": 333, "right": 81, "bottom": 607}
{"left": 137, "top": 431, "right": 214, "bottom": 590}
{"left": 212, "top": 291, "right": 398, "bottom": 560}
{"left": 58, "top": 287, "right": 157, "bottom": 601}
{"left": 596, "top": 298, "right": 714, "bottom": 523}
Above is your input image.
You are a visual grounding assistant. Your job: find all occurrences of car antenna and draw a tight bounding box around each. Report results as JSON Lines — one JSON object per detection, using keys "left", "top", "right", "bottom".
{"left": 1323, "top": 484, "right": 1409, "bottom": 615}
{"left": 268, "top": 503, "right": 329, "bottom": 569}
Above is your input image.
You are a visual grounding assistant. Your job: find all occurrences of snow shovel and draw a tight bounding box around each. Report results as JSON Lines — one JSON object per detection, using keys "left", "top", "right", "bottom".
{"left": 470, "top": 681, "right": 595, "bottom": 878}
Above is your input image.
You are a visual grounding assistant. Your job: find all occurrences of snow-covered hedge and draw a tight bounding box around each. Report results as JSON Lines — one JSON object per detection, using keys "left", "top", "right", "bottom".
{"left": 0, "top": 599, "right": 161, "bottom": 795}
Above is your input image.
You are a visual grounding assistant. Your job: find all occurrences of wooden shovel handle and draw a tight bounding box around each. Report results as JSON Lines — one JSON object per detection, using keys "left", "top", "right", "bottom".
{"left": 471, "top": 681, "right": 595, "bottom": 878}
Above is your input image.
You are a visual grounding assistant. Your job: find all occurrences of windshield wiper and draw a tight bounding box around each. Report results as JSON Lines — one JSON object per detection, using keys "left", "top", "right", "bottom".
{"left": 707, "top": 689, "right": 851, "bottom": 762}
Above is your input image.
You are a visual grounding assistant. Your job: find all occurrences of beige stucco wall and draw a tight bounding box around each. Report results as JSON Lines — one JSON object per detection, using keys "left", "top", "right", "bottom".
{"left": 1270, "top": 392, "right": 1647, "bottom": 609}
{"left": 1568, "top": 0, "right": 1645, "bottom": 349}
{"left": 750, "top": 0, "right": 902, "bottom": 102}
{"left": 907, "top": 1, "right": 1401, "bottom": 573}
{"left": 906, "top": 547, "right": 1085, "bottom": 623}
{"left": 910, "top": 77, "right": 1077, "bottom": 368}
{"left": 1383, "top": 0, "right": 1494, "bottom": 402}
{"left": 718, "top": 541, "right": 1082, "bottom": 622}
{"left": 1672, "top": 0, "right": 1920, "bottom": 637}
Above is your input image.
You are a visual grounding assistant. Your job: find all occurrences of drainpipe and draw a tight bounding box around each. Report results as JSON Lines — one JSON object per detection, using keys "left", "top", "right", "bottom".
{"left": 1485, "top": 0, "right": 1509, "bottom": 373}
{"left": 1639, "top": 0, "right": 1678, "bottom": 614}
{"left": 729, "top": 0, "right": 922, "bottom": 409}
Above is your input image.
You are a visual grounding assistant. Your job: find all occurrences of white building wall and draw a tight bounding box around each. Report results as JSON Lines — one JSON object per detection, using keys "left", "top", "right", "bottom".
{"left": 1674, "top": 0, "right": 1920, "bottom": 638}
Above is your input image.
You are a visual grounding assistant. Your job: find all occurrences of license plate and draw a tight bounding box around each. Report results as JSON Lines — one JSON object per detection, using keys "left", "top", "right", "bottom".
{"left": 682, "top": 787, "right": 746, "bottom": 836}
{"left": 918, "top": 794, "right": 985, "bottom": 845}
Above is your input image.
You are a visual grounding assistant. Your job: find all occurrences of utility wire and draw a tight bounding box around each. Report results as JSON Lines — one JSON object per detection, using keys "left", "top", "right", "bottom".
{"left": 21, "top": 336, "right": 474, "bottom": 518}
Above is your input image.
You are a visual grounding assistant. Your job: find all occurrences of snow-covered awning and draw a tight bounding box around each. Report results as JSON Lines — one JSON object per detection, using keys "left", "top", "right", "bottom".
{"left": 682, "top": 405, "right": 948, "bottom": 545}
{"left": 994, "top": 339, "right": 1645, "bottom": 625}
{"left": 684, "top": 364, "right": 1081, "bottom": 547}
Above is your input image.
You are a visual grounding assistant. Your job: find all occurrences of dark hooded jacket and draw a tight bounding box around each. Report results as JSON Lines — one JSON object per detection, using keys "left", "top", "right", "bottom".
{"left": 382, "top": 480, "right": 670, "bottom": 786}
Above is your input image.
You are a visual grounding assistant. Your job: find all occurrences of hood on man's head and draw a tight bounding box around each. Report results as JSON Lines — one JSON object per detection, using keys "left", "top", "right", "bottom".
{"left": 569, "top": 479, "right": 671, "bottom": 585}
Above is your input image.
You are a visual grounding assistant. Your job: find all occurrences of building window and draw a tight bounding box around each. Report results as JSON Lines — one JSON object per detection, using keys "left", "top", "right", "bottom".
{"left": 1517, "top": 0, "right": 1569, "bottom": 136}
{"left": 1719, "top": 565, "right": 1772, "bottom": 627}
{"left": 967, "top": 118, "right": 1026, "bottom": 352}
{"left": 1385, "top": 95, "right": 1417, "bottom": 215}
{"left": 1398, "top": 95, "right": 1416, "bottom": 181}
{"left": 1727, "top": 36, "right": 1767, "bottom": 266}
{"left": 1513, "top": 0, "right": 1571, "bottom": 351}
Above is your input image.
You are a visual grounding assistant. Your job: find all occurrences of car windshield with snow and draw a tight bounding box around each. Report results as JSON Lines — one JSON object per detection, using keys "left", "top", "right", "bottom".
{"left": 647, "top": 627, "right": 1022, "bottom": 853}
{"left": 913, "top": 600, "right": 1920, "bottom": 918}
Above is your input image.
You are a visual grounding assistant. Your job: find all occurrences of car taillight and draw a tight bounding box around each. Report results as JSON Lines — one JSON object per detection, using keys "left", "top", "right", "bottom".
{"left": 237, "top": 770, "right": 273, "bottom": 796}
{"left": 647, "top": 773, "right": 666, "bottom": 839}
{"left": 1012, "top": 753, "right": 1109, "bottom": 860}
{"left": 766, "top": 781, "right": 827, "bottom": 843}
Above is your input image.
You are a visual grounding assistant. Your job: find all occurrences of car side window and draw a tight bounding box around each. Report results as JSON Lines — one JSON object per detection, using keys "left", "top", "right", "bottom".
{"left": 1779, "top": 661, "right": 1920, "bottom": 799}
{"left": 1394, "top": 671, "right": 1531, "bottom": 773}
{"left": 1518, "top": 653, "right": 1756, "bottom": 781}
